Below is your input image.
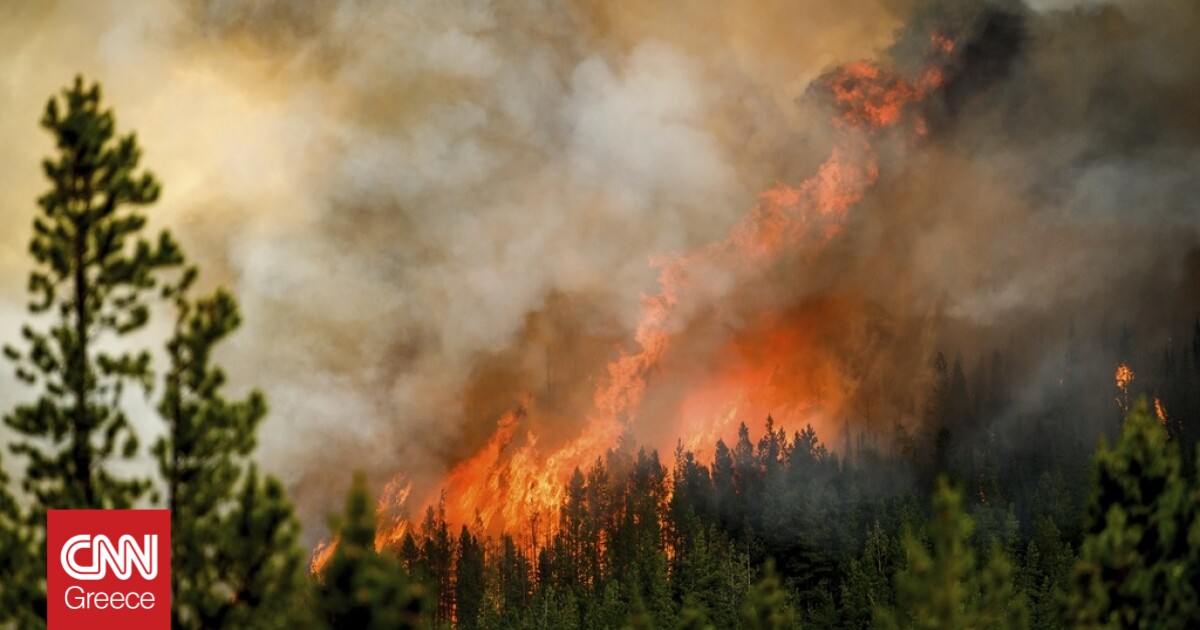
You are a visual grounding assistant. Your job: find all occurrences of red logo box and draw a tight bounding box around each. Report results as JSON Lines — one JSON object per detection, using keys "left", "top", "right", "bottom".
{"left": 47, "top": 510, "right": 170, "bottom": 630}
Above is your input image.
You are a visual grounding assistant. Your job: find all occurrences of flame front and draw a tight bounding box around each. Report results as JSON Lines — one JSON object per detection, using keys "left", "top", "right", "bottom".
{"left": 314, "top": 37, "right": 955, "bottom": 570}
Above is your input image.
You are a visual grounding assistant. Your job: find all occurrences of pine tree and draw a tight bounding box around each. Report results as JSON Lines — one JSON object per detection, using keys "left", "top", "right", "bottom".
{"left": 455, "top": 526, "right": 486, "bottom": 629}
{"left": 2, "top": 76, "right": 182, "bottom": 626}
{"left": 878, "top": 478, "right": 1027, "bottom": 630}
{"left": 317, "top": 474, "right": 426, "bottom": 629}
{"left": 497, "top": 534, "right": 533, "bottom": 626}
{"left": 1066, "top": 398, "right": 1200, "bottom": 628}
{"left": 0, "top": 454, "right": 43, "bottom": 627}
{"left": 623, "top": 596, "right": 655, "bottom": 630}
{"left": 712, "top": 439, "right": 736, "bottom": 533}
{"left": 205, "top": 467, "right": 312, "bottom": 629}
{"left": 676, "top": 596, "right": 716, "bottom": 630}
{"left": 417, "top": 500, "right": 455, "bottom": 624}
{"left": 841, "top": 521, "right": 897, "bottom": 629}
{"left": 741, "top": 560, "right": 796, "bottom": 630}
{"left": 3, "top": 75, "right": 181, "bottom": 510}
{"left": 152, "top": 265, "right": 308, "bottom": 628}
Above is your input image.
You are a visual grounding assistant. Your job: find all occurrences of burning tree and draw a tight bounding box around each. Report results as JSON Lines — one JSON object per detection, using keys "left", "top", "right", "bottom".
{"left": 1115, "top": 363, "right": 1134, "bottom": 414}
{"left": 315, "top": 474, "right": 426, "bottom": 629}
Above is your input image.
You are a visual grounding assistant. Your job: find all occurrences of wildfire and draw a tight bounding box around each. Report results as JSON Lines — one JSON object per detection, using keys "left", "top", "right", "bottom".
{"left": 1114, "top": 363, "right": 1134, "bottom": 389}
{"left": 823, "top": 60, "right": 942, "bottom": 130}
{"left": 374, "top": 477, "right": 413, "bottom": 550}
{"left": 1115, "top": 363, "right": 1134, "bottom": 413}
{"left": 1154, "top": 397, "right": 1168, "bottom": 425}
{"left": 313, "top": 36, "right": 957, "bottom": 571}
{"left": 309, "top": 539, "right": 336, "bottom": 575}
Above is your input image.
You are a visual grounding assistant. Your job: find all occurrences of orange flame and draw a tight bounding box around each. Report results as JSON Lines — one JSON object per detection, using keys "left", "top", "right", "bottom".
{"left": 1115, "top": 363, "right": 1134, "bottom": 413}
{"left": 1154, "top": 397, "right": 1167, "bottom": 425}
{"left": 309, "top": 538, "right": 336, "bottom": 576}
{"left": 1115, "top": 363, "right": 1134, "bottom": 390}
{"left": 312, "top": 40, "right": 956, "bottom": 569}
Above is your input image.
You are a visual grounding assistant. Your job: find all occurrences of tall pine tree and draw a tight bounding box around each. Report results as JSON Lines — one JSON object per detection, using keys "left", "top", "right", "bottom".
{"left": 4, "top": 76, "right": 181, "bottom": 513}
{"left": 2, "top": 76, "right": 182, "bottom": 625}
{"left": 153, "top": 266, "right": 308, "bottom": 629}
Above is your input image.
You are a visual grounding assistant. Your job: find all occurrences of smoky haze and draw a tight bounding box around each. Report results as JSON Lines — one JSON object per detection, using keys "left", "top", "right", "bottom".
{"left": 1, "top": 0, "right": 1198, "bottom": 537}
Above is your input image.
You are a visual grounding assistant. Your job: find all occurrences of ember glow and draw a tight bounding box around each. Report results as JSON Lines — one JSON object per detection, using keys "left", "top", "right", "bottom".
{"left": 308, "top": 38, "right": 956, "bottom": 567}
{"left": 1115, "top": 364, "right": 1134, "bottom": 390}
{"left": 1154, "top": 397, "right": 1168, "bottom": 426}
{"left": 1115, "top": 363, "right": 1135, "bottom": 413}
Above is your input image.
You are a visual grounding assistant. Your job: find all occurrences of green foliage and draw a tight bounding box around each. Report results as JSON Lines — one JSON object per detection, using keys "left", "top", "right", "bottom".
{"left": 1067, "top": 398, "right": 1200, "bottom": 629}
{"left": 741, "top": 560, "right": 797, "bottom": 630}
{"left": 317, "top": 474, "right": 426, "bottom": 629}
{"left": 878, "top": 478, "right": 1027, "bottom": 630}
{"left": 153, "top": 264, "right": 306, "bottom": 629}
{"left": 1018, "top": 517, "right": 1074, "bottom": 630}
{"left": 0, "top": 454, "right": 44, "bottom": 628}
{"left": 456, "top": 526, "right": 486, "bottom": 629}
{"left": 841, "top": 521, "right": 897, "bottom": 629}
{"left": 675, "top": 596, "right": 715, "bottom": 630}
{"left": 0, "top": 75, "right": 182, "bottom": 627}
{"left": 622, "top": 596, "right": 655, "bottom": 630}
{"left": 4, "top": 75, "right": 181, "bottom": 514}
{"left": 0, "top": 76, "right": 308, "bottom": 629}
{"left": 202, "top": 468, "right": 313, "bottom": 629}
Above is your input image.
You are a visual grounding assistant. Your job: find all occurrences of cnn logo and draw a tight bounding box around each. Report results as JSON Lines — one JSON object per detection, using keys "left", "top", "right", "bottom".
{"left": 60, "top": 533, "right": 158, "bottom": 580}
{"left": 47, "top": 510, "right": 170, "bottom": 630}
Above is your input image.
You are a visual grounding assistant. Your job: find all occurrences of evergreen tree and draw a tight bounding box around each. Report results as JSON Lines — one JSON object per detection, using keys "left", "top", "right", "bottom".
{"left": 153, "top": 265, "right": 307, "bottom": 628}
{"left": 712, "top": 439, "right": 736, "bottom": 533}
{"left": 4, "top": 76, "right": 181, "bottom": 512}
{"left": 676, "top": 596, "right": 715, "bottom": 630}
{"left": 2, "top": 75, "right": 182, "bottom": 625}
{"left": 417, "top": 500, "right": 455, "bottom": 624}
{"left": 741, "top": 560, "right": 796, "bottom": 630}
{"left": 0, "top": 454, "right": 42, "bottom": 627}
{"left": 623, "top": 596, "right": 655, "bottom": 630}
{"left": 317, "top": 474, "right": 426, "bottom": 629}
{"left": 1067, "top": 399, "right": 1200, "bottom": 628}
{"left": 455, "top": 526, "right": 486, "bottom": 629}
{"left": 878, "top": 478, "right": 1027, "bottom": 630}
{"left": 497, "top": 534, "right": 533, "bottom": 626}
{"left": 205, "top": 467, "right": 312, "bottom": 629}
{"left": 841, "top": 521, "right": 897, "bottom": 629}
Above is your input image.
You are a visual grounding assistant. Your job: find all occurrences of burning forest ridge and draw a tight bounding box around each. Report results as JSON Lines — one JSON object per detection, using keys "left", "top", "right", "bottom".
{"left": 339, "top": 32, "right": 959, "bottom": 561}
